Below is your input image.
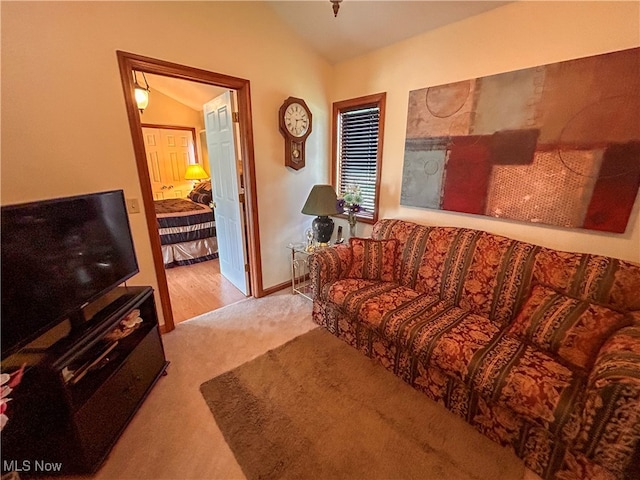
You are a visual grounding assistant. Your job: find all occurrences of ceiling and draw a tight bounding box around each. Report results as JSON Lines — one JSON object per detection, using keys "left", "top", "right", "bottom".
{"left": 145, "top": 1, "right": 511, "bottom": 110}
{"left": 267, "top": 1, "right": 512, "bottom": 64}
{"left": 144, "top": 73, "right": 227, "bottom": 111}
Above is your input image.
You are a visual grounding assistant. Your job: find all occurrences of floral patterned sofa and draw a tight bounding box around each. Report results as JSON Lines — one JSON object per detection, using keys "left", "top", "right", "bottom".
{"left": 309, "top": 219, "right": 640, "bottom": 480}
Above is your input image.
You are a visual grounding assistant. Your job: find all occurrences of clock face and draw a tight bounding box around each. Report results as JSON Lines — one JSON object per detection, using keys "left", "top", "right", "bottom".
{"left": 284, "top": 102, "right": 310, "bottom": 138}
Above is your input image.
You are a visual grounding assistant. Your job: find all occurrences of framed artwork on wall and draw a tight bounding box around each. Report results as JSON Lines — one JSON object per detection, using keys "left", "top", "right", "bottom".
{"left": 400, "top": 47, "right": 640, "bottom": 233}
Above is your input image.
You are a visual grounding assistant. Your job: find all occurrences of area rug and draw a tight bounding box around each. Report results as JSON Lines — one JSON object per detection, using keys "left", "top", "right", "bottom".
{"left": 200, "top": 328, "right": 525, "bottom": 480}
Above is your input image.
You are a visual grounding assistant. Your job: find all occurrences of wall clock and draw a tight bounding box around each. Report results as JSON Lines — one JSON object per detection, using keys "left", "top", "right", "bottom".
{"left": 279, "top": 97, "right": 312, "bottom": 170}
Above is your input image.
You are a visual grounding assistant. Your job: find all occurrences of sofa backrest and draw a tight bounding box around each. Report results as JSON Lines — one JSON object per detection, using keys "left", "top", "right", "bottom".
{"left": 372, "top": 219, "right": 467, "bottom": 297}
{"left": 533, "top": 248, "right": 640, "bottom": 312}
{"left": 372, "top": 219, "right": 640, "bottom": 326}
{"left": 456, "top": 232, "right": 539, "bottom": 326}
{"left": 373, "top": 219, "right": 538, "bottom": 325}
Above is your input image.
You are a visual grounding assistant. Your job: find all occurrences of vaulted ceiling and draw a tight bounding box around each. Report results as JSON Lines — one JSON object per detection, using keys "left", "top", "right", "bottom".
{"left": 267, "top": 1, "right": 511, "bottom": 64}
{"left": 146, "top": 1, "right": 511, "bottom": 110}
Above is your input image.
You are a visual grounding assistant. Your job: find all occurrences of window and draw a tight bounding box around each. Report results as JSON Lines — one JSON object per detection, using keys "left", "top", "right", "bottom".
{"left": 332, "top": 92, "right": 386, "bottom": 224}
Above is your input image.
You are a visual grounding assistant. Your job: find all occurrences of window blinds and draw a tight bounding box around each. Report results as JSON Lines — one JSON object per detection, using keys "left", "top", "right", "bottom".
{"left": 337, "top": 106, "right": 380, "bottom": 218}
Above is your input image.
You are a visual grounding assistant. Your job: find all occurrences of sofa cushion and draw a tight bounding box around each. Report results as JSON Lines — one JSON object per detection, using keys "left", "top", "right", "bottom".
{"left": 325, "top": 279, "right": 450, "bottom": 334}
{"left": 326, "top": 280, "right": 412, "bottom": 320}
{"left": 325, "top": 278, "right": 384, "bottom": 313}
{"left": 346, "top": 238, "right": 398, "bottom": 282}
{"left": 508, "top": 285, "right": 631, "bottom": 370}
{"left": 407, "top": 308, "right": 503, "bottom": 384}
{"left": 468, "top": 333, "right": 585, "bottom": 435}
{"left": 357, "top": 291, "right": 444, "bottom": 332}
{"left": 377, "top": 296, "right": 454, "bottom": 342}
{"left": 405, "top": 307, "right": 584, "bottom": 434}
{"left": 372, "top": 219, "right": 422, "bottom": 280}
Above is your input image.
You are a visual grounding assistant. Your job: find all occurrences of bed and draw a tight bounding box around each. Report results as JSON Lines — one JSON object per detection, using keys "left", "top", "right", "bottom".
{"left": 154, "top": 181, "right": 218, "bottom": 268}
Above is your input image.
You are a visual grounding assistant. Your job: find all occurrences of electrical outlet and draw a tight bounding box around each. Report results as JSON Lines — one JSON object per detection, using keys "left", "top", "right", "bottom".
{"left": 126, "top": 198, "right": 141, "bottom": 214}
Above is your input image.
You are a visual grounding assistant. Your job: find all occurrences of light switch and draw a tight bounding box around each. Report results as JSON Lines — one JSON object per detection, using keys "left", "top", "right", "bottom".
{"left": 126, "top": 198, "right": 141, "bottom": 214}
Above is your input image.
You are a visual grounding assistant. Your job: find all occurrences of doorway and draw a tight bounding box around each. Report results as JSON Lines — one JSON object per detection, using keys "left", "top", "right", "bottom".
{"left": 140, "top": 121, "right": 246, "bottom": 323}
{"left": 117, "top": 51, "right": 264, "bottom": 333}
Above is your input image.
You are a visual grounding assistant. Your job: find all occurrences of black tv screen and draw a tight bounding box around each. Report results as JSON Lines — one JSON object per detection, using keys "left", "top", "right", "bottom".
{"left": 1, "top": 190, "right": 139, "bottom": 356}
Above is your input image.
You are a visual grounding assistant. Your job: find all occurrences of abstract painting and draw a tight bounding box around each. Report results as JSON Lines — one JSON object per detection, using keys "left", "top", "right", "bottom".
{"left": 400, "top": 47, "right": 640, "bottom": 233}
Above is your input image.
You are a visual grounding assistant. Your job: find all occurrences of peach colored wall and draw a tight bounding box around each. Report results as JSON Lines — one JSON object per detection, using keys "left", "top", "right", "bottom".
{"left": 1, "top": 2, "right": 333, "bottom": 324}
{"left": 332, "top": 1, "right": 640, "bottom": 262}
{"left": 3, "top": 2, "right": 639, "bottom": 331}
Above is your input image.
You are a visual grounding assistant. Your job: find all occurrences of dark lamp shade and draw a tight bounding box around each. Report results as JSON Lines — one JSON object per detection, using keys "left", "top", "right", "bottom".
{"left": 301, "top": 185, "right": 339, "bottom": 216}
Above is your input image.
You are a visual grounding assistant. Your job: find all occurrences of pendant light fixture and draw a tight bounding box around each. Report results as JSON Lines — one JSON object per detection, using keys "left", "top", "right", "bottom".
{"left": 330, "top": 0, "right": 342, "bottom": 17}
{"left": 133, "top": 71, "right": 150, "bottom": 114}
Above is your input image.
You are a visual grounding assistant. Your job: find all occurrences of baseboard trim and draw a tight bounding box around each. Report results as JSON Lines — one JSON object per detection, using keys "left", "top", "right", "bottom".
{"left": 261, "top": 281, "right": 291, "bottom": 297}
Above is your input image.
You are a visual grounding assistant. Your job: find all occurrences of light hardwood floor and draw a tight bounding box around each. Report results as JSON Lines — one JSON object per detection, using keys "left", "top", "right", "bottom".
{"left": 164, "top": 258, "right": 247, "bottom": 324}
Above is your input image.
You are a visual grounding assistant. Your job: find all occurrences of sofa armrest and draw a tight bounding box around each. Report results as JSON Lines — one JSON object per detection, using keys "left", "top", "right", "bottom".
{"left": 309, "top": 244, "right": 352, "bottom": 300}
{"left": 574, "top": 325, "right": 640, "bottom": 475}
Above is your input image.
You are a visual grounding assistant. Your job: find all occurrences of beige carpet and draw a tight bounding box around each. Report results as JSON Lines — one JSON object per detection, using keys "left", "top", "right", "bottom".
{"left": 201, "top": 328, "right": 526, "bottom": 480}
{"left": 63, "top": 291, "right": 318, "bottom": 480}
{"left": 51, "top": 291, "right": 539, "bottom": 480}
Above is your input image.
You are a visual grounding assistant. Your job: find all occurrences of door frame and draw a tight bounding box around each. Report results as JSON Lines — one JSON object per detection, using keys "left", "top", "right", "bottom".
{"left": 117, "top": 51, "right": 264, "bottom": 333}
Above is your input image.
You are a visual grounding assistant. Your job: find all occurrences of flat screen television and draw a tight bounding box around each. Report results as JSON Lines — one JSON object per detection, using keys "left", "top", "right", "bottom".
{"left": 1, "top": 190, "right": 139, "bottom": 357}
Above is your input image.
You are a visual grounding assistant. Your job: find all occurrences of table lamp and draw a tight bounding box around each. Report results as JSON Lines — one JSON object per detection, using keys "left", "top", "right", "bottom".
{"left": 185, "top": 164, "right": 209, "bottom": 188}
{"left": 301, "top": 184, "right": 339, "bottom": 244}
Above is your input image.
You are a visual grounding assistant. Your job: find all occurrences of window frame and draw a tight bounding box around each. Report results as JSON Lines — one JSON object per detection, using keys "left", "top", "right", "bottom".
{"left": 331, "top": 92, "right": 386, "bottom": 225}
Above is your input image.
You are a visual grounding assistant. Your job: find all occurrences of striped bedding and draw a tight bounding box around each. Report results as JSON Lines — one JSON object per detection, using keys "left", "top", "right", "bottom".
{"left": 154, "top": 198, "right": 218, "bottom": 268}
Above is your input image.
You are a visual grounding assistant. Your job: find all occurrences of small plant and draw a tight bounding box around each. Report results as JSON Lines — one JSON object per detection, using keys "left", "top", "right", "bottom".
{"left": 337, "top": 185, "right": 363, "bottom": 236}
{"left": 336, "top": 184, "right": 363, "bottom": 214}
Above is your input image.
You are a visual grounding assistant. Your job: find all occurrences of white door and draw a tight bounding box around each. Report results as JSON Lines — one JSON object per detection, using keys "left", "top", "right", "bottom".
{"left": 162, "top": 129, "right": 193, "bottom": 198}
{"left": 142, "top": 127, "right": 196, "bottom": 199}
{"left": 142, "top": 127, "right": 167, "bottom": 200}
{"left": 204, "top": 91, "right": 249, "bottom": 295}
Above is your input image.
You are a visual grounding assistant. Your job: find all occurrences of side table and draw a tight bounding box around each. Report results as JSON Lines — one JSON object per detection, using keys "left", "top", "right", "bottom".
{"left": 287, "top": 243, "right": 314, "bottom": 300}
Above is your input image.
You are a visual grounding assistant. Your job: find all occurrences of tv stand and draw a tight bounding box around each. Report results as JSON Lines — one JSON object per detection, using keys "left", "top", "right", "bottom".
{"left": 0, "top": 286, "right": 168, "bottom": 475}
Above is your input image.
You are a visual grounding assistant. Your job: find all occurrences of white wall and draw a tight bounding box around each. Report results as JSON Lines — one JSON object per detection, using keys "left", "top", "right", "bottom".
{"left": 332, "top": 1, "right": 640, "bottom": 262}
{"left": 1, "top": 2, "right": 334, "bottom": 324}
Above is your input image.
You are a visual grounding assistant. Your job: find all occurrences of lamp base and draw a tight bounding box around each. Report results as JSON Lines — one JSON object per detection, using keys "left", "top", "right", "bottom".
{"left": 312, "top": 216, "right": 334, "bottom": 244}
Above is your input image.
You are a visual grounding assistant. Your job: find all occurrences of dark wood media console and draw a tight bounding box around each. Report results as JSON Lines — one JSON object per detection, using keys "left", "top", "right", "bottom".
{"left": 1, "top": 286, "right": 169, "bottom": 476}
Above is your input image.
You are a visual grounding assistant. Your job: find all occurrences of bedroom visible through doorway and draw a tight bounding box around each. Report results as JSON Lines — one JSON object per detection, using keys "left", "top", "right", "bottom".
{"left": 139, "top": 76, "right": 247, "bottom": 324}
{"left": 117, "top": 51, "right": 263, "bottom": 332}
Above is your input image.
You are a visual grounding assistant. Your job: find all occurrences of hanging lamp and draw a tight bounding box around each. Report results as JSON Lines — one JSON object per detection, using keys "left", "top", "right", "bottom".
{"left": 133, "top": 71, "right": 150, "bottom": 113}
